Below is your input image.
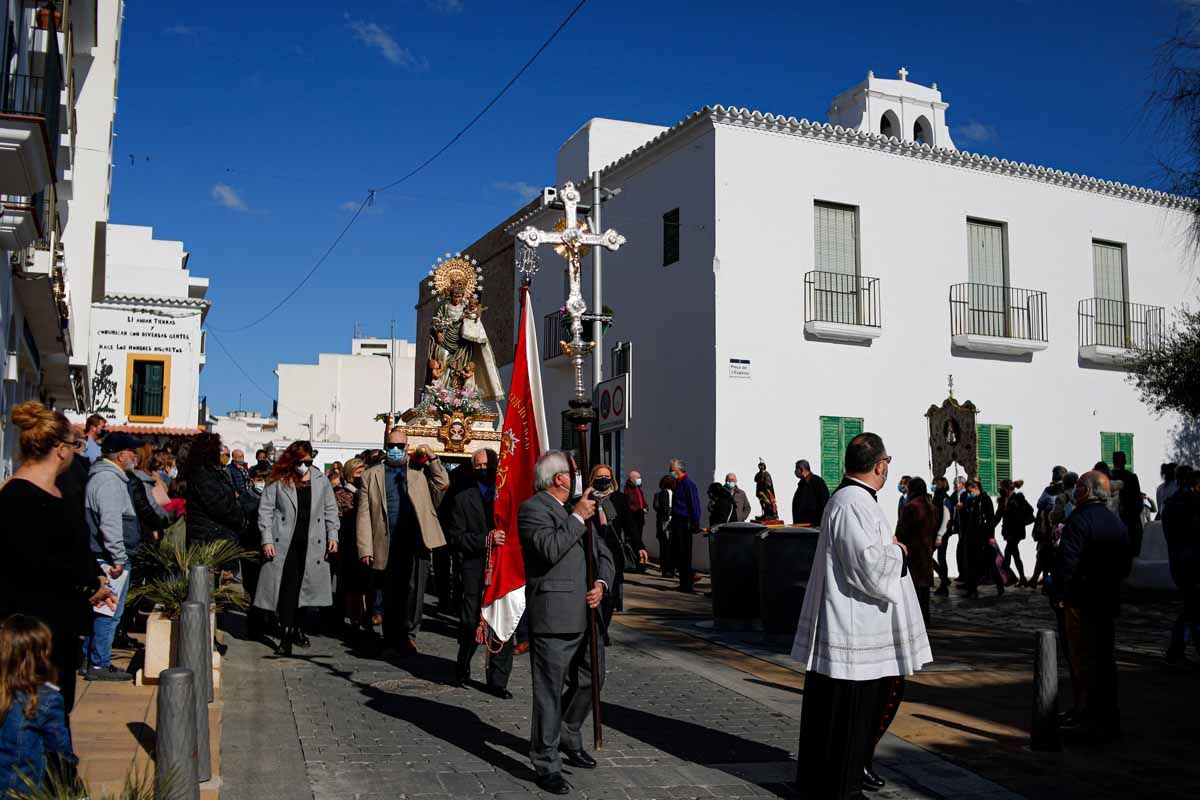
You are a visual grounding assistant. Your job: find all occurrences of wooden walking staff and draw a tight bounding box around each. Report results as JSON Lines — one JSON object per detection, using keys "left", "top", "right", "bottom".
{"left": 516, "top": 181, "right": 627, "bottom": 750}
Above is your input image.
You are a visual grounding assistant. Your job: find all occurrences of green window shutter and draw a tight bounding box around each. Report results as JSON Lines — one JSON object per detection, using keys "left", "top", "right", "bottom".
{"left": 820, "top": 416, "right": 843, "bottom": 482}
{"left": 842, "top": 417, "right": 864, "bottom": 442}
{"left": 1100, "top": 431, "right": 1118, "bottom": 468}
{"left": 1118, "top": 433, "right": 1134, "bottom": 471}
{"left": 977, "top": 423, "right": 996, "bottom": 496}
{"left": 994, "top": 425, "right": 1013, "bottom": 487}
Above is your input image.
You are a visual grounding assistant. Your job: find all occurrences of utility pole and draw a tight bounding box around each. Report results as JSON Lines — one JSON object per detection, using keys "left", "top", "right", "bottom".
{"left": 388, "top": 318, "right": 396, "bottom": 430}
{"left": 591, "top": 170, "right": 604, "bottom": 391}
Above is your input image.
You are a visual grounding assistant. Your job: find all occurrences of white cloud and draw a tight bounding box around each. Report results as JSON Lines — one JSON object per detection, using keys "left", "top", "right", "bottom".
{"left": 956, "top": 120, "right": 998, "bottom": 144}
{"left": 340, "top": 200, "right": 360, "bottom": 211}
{"left": 345, "top": 14, "right": 427, "bottom": 70}
{"left": 164, "top": 23, "right": 199, "bottom": 42}
{"left": 212, "top": 183, "right": 249, "bottom": 211}
{"left": 493, "top": 180, "right": 542, "bottom": 202}
{"left": 427, "top": 0, "right": 464, "bottom": 13}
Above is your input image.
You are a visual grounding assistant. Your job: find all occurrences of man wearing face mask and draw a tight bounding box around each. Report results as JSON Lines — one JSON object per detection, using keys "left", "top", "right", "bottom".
{"left": 446, "top": 448, "right": 513, "bottom": 695}
{"left": 82, "top": 432, "right": 145, "bottom": 682}
{"left": 518, "top": 450, "right": 613, "bottom": 795}
{"left": 239, "top": 466, "right": 271, "bottom": 641}
{"left": 357, "top": 427, "right": 448, "bottom": 655}
{"left": 792, "top": 459, "right": 830, "bottom": 527}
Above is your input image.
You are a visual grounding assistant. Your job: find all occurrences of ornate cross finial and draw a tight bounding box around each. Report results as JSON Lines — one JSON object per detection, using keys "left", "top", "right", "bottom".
{"left": 898, "top": 66, "right": 909, "bottom": 81}
{"left": 516, "top": 182, "right": 626, "bottom": 402}
{"left": 947, "top": 373, "right": 955, "bottom": 399}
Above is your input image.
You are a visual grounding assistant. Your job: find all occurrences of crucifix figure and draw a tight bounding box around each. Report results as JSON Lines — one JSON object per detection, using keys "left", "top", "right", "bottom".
{"left": 516, "top": 181, "right": 626, "bottom": 401}
{"left": 947, "top": 373, "right": 955, "bottom": 400}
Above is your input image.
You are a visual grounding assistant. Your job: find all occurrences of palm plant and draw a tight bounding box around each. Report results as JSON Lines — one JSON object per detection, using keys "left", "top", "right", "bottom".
{"left": 9, "top": 763, "right": 163, "bottom": 800}
{"left": 130, "top": 538, "right": 255, "bottom": 619}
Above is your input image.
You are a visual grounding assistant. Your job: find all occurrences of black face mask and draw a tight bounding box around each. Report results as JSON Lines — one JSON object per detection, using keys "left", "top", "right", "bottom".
{"left": 475, "top": 468, "right": 494, "bottom": 485}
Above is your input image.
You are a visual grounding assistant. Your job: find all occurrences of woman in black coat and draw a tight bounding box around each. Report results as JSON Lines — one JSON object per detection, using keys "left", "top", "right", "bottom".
{"left": 962, "top": 479, "right": 1004, "bottom": 598}
{"left": 0, "top": 402, "right": 109, "bottom": 712}
{"left": 185, "top": 433, "right": 243, "bottom": 546}
{"left": 995, "top": 479, "right": 1033, "bottom": 587}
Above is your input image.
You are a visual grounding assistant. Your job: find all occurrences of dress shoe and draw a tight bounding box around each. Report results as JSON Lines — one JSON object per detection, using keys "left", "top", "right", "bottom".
{"left": 561, "top": 747, "right": 597, "bottom": 769}
{"left": 862, "top": 767, "right": 886, "bottom": 790}
{"left": 402, "top": 639, "right": 419, "bottom": 656}
{"left": 274, "top": 636, "right": 293, "bottom": 657}
{"left": 293, "top": 629, "right": 311, "bottom": 648}
{"left": 486, "top": 686, "right": 514, "bottom": 700}
{"left": 536, "top": 773, "right": 571, "bottom": 795}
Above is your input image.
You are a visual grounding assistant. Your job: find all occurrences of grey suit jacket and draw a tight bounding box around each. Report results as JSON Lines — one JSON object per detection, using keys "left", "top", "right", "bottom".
{"left": 519, "top": 491, "right": 615, "bottom": 635}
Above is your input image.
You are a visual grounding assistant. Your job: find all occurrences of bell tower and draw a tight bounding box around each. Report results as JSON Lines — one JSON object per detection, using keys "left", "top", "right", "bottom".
{"left": 827, "top": 67, "right": 957, "bottom": 150}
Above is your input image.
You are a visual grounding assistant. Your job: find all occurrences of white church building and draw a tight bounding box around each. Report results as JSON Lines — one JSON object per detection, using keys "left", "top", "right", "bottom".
{"left": 510, "top": 68, "right": 1195, "bottom": 561}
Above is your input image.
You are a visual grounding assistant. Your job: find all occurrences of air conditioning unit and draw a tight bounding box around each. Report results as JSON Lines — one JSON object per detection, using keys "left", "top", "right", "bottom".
{"left": 4, "top": 354, "right": 18, "bottom": 383}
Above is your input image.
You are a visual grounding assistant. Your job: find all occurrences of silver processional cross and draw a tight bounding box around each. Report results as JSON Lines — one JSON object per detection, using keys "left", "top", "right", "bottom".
{"left": 516, "top": 181, "right": 626, "bottom": 402}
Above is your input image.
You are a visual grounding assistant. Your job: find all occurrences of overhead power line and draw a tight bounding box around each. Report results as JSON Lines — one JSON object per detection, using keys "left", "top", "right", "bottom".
{"left": 208, "top": 0, "right": 590, "bottom": 335}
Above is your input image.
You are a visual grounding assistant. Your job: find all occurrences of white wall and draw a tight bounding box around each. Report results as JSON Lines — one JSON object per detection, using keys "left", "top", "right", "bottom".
{"left": 711, "top": 120, "right": 1193, "bottom": 570}
{"left": 275, "top": 340, "right": 416, "bottom": 444}
{"left": 556, "top": 118, "right": 668, "bottom": 186}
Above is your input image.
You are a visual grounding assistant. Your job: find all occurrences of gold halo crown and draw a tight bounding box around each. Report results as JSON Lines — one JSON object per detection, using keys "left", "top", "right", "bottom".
{"left": 428, "top": 253, "right": 482, "bottom": 300}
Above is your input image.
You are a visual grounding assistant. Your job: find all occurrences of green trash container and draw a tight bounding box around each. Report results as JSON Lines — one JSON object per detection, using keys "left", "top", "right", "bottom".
{"left": 708, "top": 522, "right": 766, "bottom": 627}
{"left": 755, "top": 526, "right": 821, "bottom": 640}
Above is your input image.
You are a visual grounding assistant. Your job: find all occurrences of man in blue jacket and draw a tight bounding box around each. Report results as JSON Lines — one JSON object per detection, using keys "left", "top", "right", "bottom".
{"left": 83, "top": 432, "right": 143, "bottom": 682}
{"left": 669, "top": 458, "right": 701, "bottom": 593}
{"left": 1053, "top": 471, "right": 1132, "bottom": 743}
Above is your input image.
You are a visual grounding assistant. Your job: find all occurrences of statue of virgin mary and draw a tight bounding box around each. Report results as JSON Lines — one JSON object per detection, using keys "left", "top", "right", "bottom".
{"left": 424, "top": 255, "right": 504, "bottom": 401}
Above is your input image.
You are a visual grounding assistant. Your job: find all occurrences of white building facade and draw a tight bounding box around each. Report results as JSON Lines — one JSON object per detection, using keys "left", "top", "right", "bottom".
{"left": 274, "top": 337, "right": 416, "bottom": 444}
{"left": 0, "top": 0, "right": 123, "bottom": 470}
{"left": 84, "top": 223, "right": 207, "bottom": 431}
{"left": 514, "top": 69, "right": 1195, "bottom": 568}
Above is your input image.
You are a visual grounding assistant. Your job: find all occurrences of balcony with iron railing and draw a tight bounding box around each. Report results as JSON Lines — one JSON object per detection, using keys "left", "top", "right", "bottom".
{"left": 949, "top": 283, "right": 1049, "bottom": 356}
{"left": 803, "top": 270, "right": 882, "bottom": 343}
{"left": 1078, "top": 298, "right": 1164, "bottom": 366}
{"left": 0, "top": 6, "right": 63, "bottom": 196}
{"left": 542, "top": 311, "right": 594, "bottom": 364}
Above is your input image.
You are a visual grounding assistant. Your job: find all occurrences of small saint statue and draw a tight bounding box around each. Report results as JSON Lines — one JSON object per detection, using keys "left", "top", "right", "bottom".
{"left": 424, "top": 257, "right": 503, "bottom": 400}
{"left": 754, "top": 460, "right": 779, "bottom": 521}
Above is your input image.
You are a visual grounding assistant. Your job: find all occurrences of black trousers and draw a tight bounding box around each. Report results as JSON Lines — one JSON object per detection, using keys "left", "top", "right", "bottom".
{"left": 935, "top": 531, "right": 954, "bottom": 586}
{"left": 797, "top": 671, "right": 891, "bottom": 799}
{"left": 456, "top": 563, "right": 513, "bottom": 688}
{"left": 1002, "top": 539, "right": 1026, "bottom": 581}
{"left": 1169, "top": 583, "right": 1200, "bottom": 655}
{"left": 656, "top": 517, "right": 675, "bottom": 577}
{"left": 670, "top": 518, "right": 694, "bottom": 591}
{"left": 1080, "top": 610, "right": 1120, "bottom": 729}
{"left": 277, "top": 527, "right": 309, "bottom": 629}
{"left": 383, "top": 546, "right": 430, "bottom": 646}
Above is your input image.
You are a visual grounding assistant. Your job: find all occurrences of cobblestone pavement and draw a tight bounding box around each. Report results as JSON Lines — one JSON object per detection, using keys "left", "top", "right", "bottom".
{"left": 221, "top": 607, "right": 1019, "bottom": 800}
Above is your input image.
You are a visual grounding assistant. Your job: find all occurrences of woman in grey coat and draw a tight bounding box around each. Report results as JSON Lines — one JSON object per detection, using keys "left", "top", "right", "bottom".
{"left": 254, "top": 441, "right": 339, "bottom": 655}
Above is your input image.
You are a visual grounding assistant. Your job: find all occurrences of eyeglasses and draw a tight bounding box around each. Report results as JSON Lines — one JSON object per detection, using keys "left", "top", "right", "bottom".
{"left": 300, "top": 459, "right": 315, "bottom": 467}
{"left": 60, "top": 438, "right": 83, "bottom": 448}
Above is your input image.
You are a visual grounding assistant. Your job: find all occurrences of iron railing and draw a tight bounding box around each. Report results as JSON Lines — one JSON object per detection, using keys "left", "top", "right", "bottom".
{"left": 542, "top": 312, "right": 593, "bottom": 361}
{"left": 804, "top": 270, "right": 881, "bottom": 328}
{"left": 0, "top": 10, "right": 63, "bottom": 175}
{"left": 949, "top": 283, "right": 1048, "bottom": 342}
{"left": 1078, "top": 298, "right": 1164, "bottom": 351}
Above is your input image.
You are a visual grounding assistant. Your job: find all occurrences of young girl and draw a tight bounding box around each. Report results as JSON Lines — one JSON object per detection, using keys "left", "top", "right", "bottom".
{"left": 0, "top": 615, "right": 77, "bottom": 795}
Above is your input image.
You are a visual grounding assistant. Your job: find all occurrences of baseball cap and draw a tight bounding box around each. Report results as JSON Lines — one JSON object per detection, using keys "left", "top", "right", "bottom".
{"left": 101, "top": 431, "right": 145, "bottom": 454}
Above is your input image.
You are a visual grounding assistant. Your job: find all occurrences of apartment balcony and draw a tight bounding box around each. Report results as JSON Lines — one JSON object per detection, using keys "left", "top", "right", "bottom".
{"left": 542, "top": 311, "right": 594, "bottom": 366}
{"left": 13, "top": 239, "right": 71, "bottom": 398}
{"left": 0, "top": 193, "right": 43, "bottom": 249}
{"left": 0, "top": 14, "right": 63, "bottom": 197}
{"left": 1078, "top": 298, "right": 1165, "bottom": 367}
{"left": 803, "top": 270, "right": 882, "bottom": 343}
{"left": 949, "top": 283, "right": 1049, "bottom": 356}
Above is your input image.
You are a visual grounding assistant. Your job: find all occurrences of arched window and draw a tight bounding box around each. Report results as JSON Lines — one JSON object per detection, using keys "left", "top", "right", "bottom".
{"left": 913, "top": 115, "right": 933, "bottom": 145}
{"left": 879, "top": 111, "right": 899, "bottom": 140}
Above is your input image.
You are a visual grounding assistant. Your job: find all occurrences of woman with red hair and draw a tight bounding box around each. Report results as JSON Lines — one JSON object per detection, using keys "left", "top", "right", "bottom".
{"left": 253, "top": 441, "right": 340, "bottom": 655}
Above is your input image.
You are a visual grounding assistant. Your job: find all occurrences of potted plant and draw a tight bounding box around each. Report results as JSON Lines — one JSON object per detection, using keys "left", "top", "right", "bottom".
{"left": 132, "top": 539, "right": 253, "bottom": 682}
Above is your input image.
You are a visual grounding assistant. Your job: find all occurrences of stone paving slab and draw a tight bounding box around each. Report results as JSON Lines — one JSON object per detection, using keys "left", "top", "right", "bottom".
{"left": 219, "top": 601, "right": 1029, "bottom": 800}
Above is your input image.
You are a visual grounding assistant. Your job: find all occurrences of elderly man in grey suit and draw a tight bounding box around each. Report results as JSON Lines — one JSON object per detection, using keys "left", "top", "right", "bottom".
{"left": 519, "top": 450, "right": 615, "bottom": 796}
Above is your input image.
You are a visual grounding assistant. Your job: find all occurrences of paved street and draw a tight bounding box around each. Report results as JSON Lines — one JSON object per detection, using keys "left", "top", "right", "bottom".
{"left": 219, "top": 589, "right": 1019, "bottom": 800}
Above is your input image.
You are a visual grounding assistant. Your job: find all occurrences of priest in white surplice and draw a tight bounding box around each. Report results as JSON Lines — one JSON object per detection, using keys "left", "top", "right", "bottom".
{"left": 791, "top": 432, "right": 932, "bottom": 799}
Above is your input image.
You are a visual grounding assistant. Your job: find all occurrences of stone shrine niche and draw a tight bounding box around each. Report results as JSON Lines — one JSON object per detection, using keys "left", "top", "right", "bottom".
{"left": 926, "top": 396, "right": 979, "bottom": 481}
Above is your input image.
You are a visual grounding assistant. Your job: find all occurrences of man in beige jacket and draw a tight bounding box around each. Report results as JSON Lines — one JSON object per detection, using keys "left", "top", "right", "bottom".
{"left": 357, "top": 427, "right": 448, "bottom": 655}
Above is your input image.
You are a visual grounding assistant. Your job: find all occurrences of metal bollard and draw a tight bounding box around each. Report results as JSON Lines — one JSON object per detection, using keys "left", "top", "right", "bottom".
{"left": 155, "top": 668, "right": 199, "bottom": 800}
{"left": 186, "top": 565, "right": 214, "bottom": 703}
{"left": 179, "top": 601, "right": 212, "bottom": 782}
{"left": 1031, "top": 628, "right": 1061, "bottom": 752}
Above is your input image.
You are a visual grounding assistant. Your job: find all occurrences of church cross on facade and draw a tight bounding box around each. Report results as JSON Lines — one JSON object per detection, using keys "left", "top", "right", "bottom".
{"left": 516, "top": 181, "right": 626, "bottom": 401}
{"left": 897, "top": 66, "right": 909, "bottom": 81}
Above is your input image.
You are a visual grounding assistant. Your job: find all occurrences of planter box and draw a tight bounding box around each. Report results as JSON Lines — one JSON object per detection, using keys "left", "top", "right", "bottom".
{"left": 137, "top": 607, "right": 218, "bottom": 686}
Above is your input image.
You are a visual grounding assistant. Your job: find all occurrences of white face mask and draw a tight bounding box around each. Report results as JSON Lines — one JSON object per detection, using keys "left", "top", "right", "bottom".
{"left": 571, "top": 473, "right": 583, "bottom": 499}
{"left": 168, "top": 467, "right": 179, "bottom": 480}
{"left": 295, "top": 463, "right": 309, "bottom": 477}
{"left": 253, "top": 481, "right": 266, "bottom": 493}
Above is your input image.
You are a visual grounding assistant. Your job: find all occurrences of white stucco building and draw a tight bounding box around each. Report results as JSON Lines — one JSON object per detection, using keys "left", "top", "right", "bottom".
{"left": 0, "top": 1, "right": 124, "bottom": 470}
{"left": 206, "top": 409, "right": 277, "bottom": 455}
{"left": 508, "top": 68, "right": 1195, "bottom": 568}
{"left": 274, "top": 337, "right": 416, "bottom": 444}
{"left": 83, "top": 223, "right": 208, "bottom": 431}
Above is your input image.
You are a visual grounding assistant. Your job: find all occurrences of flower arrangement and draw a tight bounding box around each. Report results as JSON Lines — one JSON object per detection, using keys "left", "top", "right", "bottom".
{"left": 418, "top": 385, "right": 488, "bottom": 418}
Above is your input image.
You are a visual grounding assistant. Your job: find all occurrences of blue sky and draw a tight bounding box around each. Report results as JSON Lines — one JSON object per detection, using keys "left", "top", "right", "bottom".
{"left": 109, "top": 0, "right": 1187, "bottom": 416}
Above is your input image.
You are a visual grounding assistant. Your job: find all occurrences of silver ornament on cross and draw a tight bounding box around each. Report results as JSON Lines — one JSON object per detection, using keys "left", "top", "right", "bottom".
{"left": 516, "top": 181, "right": 626, "bottom": 401}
